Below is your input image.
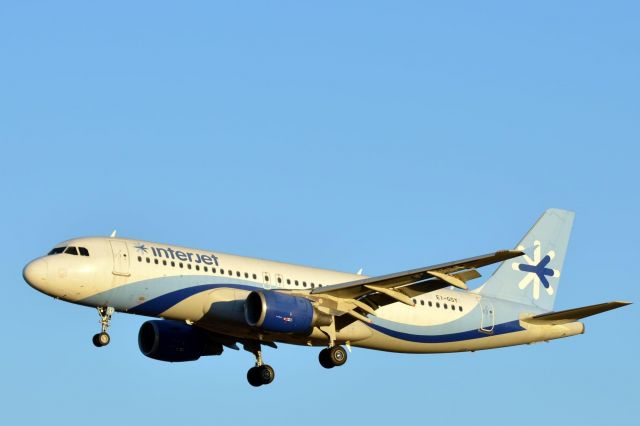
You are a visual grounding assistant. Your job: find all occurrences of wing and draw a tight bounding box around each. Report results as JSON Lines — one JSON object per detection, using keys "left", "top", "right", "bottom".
{"left": 306, "top": 250, "right": 523, "bottom": 325}
{"left": 313, "top": 250, "right": 523, "bottom": 299}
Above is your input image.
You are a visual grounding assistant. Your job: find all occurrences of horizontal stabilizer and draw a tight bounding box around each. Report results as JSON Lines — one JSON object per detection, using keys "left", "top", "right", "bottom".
{"left": 522, "top": 301, "right": 631, "bottom": 325}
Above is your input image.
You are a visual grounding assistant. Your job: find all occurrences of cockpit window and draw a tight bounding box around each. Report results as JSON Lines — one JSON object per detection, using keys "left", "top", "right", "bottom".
{"left": 48, "top": 247, "right": 66, "bottom": 255}
{"left": 64, "top": 246, "right": 78, "bottom": 255}
{"left": 79, "top": 247, "right": 89, "bottom": 256}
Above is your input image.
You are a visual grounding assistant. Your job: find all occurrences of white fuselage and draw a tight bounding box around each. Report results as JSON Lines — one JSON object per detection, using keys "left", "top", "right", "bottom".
{"left": 23, "top": 236, "right": 584, "bottom": 354}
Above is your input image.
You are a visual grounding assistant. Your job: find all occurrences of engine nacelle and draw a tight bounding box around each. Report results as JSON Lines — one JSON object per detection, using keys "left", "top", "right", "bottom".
{"left": 244, "top": 291, "right": 332, "bottom": 334}
{"left": 138, "top": 320, "right": 223, "bottom": 362}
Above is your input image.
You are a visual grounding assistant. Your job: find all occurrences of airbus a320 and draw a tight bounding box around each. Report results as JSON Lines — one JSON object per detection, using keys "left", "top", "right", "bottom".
{"left": 23, "top": 209, "right": 629, "bottom": 386}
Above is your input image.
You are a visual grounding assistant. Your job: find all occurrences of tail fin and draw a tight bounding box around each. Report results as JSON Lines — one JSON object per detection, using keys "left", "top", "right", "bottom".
{"left": 477, "top": 208, "right": 575, "bottom": 311}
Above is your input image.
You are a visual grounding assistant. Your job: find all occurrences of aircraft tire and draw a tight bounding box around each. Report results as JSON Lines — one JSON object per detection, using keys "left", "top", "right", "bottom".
{"left": 93, "top": 332, "right": 110, "bottom": 347}
{"left": 258, "top": 365, "right": 275, "bottom": 385}
{"left": 247, "top": 367, "right": 262, "bottom": 387}
{"left": 329, "top": 346, "right": 347, "bottom": 367}
{"left": 318, "top": 348, "right": 334, "bottom": 369}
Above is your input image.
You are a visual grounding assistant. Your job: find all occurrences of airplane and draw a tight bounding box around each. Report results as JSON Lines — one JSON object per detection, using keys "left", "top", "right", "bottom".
{"left": 23, "top": 208, "right": 630, "bottom": 386}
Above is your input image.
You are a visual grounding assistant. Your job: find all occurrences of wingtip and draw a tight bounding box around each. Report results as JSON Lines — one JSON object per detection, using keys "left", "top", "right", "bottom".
{"left": 497, "top": 249, "right": 525, "bottom": 257}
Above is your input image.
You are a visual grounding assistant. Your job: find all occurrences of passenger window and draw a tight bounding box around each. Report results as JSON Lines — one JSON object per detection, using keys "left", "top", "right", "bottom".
{"left": 420, "top": 300, "right": 425, "bottom": 306}
{"left": 137, "top": 256, "right": 142, "bottom": 262}
{"left": 303, "top": 281, "right": 307, "bottom": 287}
{"left": 444, "top": 303, "right": 448, "bottom": 309}
{"left": 171, "top": 261, "right": 175, "bottom": 267}
{"left": 252, "top": 273, "right": 257, "bottom": 280}
{"left": 204, "top": 266, "right": 208, "bottom": 272}
{"left": 451, "top": 305, "right": 455, "bottom": 310}
{"left": 310, "top": 283, "right": 315, "bottom": 288}
{"left": 428, "top": 301, "right": 433, "bottom": 307}
{"left": 245, "top": 272, "right": 249, "bottom": 278}
{"left": 195, "top": 265, "right": 200, "bottom": 271}
{"left": 146, "top": 257, "right": 150, "bottom": 263}
{"left": 228, "top": 270, "right": 233, "bottom": 276}
{"left": 79, "top": 247, "right": 89, "bottom": 256}
{"left": 220, "top": 269, "right": 224, "bottom": 274}
{"left": 163, "top": 260, "right": 167, "bottom": 266}
{"left": 65, "top": 247, "right": 78, "bottom": 255}
{"left": 265, "top": 275, "right": 269, "bottom": 282}
{"left": 436, "top": 303, "right": 440, "bottom": 308}
{"left": 212, "top": 268, "right": 217, "bottom": 273}
{"left": 48, "top": 247, "right": 66, "bottom": 255}
{"left": 277, "top": 277, "right": 282, "bottom": 284}
{"left": 154, "top": 259, "right": 159, "bottom": 265}
{"left": 236, "top": 271, "right": 241, "bottom": 277}
{"left": 187, "top": 264, "right": 192, "bottom": 270}
{"left": 287, "top": 279, "right": 291, "bottom": 285}
{"left": 459, "top": 306, "right": 463, "bottom": 312}
{"left": 295, "top": 280, "right": 299, "bottom": 286}
{"left": 179, "top": 262, "right": 183, "bottom": 268}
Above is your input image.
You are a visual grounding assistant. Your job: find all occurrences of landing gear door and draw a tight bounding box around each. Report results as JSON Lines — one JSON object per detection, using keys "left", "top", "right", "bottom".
{"left": 109, "top": 240, "right": 131, "bottom": 276}
{"left": 479, "top": 300, "right": 494, "bottom": 333}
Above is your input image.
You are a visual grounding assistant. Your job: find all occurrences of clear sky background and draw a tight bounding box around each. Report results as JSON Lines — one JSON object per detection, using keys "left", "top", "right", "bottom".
{"left": 1, "top": 2, "right": 638, "bottom": 425}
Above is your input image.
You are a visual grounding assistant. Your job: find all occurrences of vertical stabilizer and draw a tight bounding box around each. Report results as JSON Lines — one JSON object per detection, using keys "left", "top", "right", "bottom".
{"left": 477, "top": 209, "right": 575, "bottom": 311}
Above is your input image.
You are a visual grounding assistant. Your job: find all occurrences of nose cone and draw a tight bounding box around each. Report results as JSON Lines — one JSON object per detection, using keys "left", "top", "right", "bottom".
{"left": 23, "top": 258, "right": 49, "bottom": 294}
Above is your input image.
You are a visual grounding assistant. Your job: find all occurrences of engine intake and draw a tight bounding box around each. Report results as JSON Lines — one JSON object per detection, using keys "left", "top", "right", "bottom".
{"left": 244, "top": 291, "right": 332, "bottom": 334}
{"left": 138, "top": 320, "right": 223, "bottom": 362}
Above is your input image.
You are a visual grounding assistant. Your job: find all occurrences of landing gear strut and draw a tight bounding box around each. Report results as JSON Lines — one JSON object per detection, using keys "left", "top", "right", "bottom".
{"left": 319, "top": 345, "right": 348, "bottom": 369}
{"left": 244, "top": 341, "right": 275, "bottom": 387}
{"left": 92, "top": 306, "right": 114, "bottom": 347}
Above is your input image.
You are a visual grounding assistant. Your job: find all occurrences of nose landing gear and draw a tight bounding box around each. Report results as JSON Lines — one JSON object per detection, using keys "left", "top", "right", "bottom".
{"left": 92, "top": 306, "right": 114, "bottom": 347}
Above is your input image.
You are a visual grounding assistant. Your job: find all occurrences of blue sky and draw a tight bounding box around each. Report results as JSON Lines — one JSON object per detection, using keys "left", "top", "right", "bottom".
{"left": 1, "top": 2, "right": 638, "bottom": 425}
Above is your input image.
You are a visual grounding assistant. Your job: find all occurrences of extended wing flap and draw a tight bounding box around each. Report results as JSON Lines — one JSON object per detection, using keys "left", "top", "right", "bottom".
{"left": 522, "top": 301, "right": 631, "bottom": 325}
{"left": 312, "top": 250, "right": 522, "bottom": 300}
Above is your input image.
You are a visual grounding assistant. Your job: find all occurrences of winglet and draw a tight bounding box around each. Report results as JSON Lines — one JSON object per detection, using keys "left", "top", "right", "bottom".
{"left": 110, "top": 230, "right": 117, "bottom": 238}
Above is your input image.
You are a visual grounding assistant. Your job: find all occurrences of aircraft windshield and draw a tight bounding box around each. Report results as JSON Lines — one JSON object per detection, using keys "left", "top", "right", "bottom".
{"left": 47, "top": 246, "right": 90, "bottom": 256}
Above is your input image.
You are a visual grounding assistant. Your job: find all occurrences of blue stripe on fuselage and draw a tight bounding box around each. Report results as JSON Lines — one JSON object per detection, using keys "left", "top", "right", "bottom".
{"left": 128, "top": 283, "right": 257, "bottom": 316}
{"left": 81, "top": 276, "right": 526, "bottom": 345}
{"left": 368, "top": 320, "right": 524, "bottom": 343}
{"left": 79, "top": 275, "right": 263, "bottom": 315}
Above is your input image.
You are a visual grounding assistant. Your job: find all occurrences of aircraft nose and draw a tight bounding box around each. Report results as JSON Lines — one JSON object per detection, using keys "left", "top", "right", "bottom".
{"left": 23, "top": 258, "right": 49, "bottom": 292}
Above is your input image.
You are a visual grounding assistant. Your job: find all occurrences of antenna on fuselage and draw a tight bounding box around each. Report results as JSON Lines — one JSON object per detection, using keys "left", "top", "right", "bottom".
{"left": 356, "top": 268, "right": 363, "bottom": 275}
{"left": 110, "top": 230, "right": 117, "bottom": 238}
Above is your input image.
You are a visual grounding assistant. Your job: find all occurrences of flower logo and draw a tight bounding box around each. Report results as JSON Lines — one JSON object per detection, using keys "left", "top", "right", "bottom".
{"left": 134, "top": 244, "right": 148, "bottom": 254}
{"left": 511, "top": 240, "right": 560, "bottom": 300}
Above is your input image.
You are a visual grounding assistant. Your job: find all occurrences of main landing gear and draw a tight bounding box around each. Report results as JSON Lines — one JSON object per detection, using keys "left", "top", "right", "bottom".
{"left": 92, "top": 306, "right": 114, "bottom": 347}
{"left": 318, "top": 345, "right": 348, "bottom": 369}
{"left": 245, "top": 342, "right": 275, "bottom": 387}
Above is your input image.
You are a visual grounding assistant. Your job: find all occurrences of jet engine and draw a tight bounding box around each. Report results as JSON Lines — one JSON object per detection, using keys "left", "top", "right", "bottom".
{"left": 138, "top": 320, "right": 223, "bottom": 362}
{"left": 244, "top": 291, "right": 332, "bottom": 334}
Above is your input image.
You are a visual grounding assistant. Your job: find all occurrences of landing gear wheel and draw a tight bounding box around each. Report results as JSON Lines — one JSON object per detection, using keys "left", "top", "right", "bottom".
{"left": 329, "top": 346, "right": 347, "bottom": 367}
{"left": 247, "top": 365, "right": 275, "bottom": 387}
{"left": 257, "top": 365, "right": 275, "bottom": 385}
{"left": 247, "top": 367, "right": 262, "bottom": 387}
{"left": 92, "top": 332, "right": 110, "bottom": 347}
{"left": 319, "top": 348, "right": 334, "bottom": 369}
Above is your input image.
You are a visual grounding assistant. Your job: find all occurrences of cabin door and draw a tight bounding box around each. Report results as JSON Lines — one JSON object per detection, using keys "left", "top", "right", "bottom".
{"left": 109, "top": 240, "right": 130, "bottom": 276}
{"left": 479, "top": 300, "right": 495, "bottom": 333}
